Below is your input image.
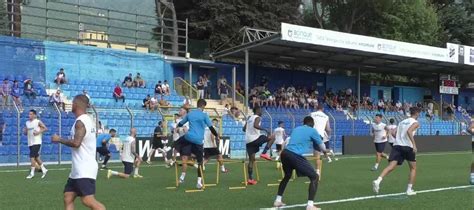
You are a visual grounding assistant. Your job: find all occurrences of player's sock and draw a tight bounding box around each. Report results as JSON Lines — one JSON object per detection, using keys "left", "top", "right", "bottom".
{"left": 30, "top": 167, "right": 35, "bottom": 176}
{"left": 180, "top": 172, "right": 186, "bottom": 180}
{"left": 134, "top": 168, "right": 139, "bottom": 175}
{"left": 374, "top": 163, "right": 379, "bottom": 169}
{"left": 307, "top": 201, "right": 314, "bottom": 206}
{"left": 275, "top": 195, "right": 282, "bottom": 202}
{"left": 407, "top": 184, "right": 413, "bottom": 191}
{"left": 197, "top": 177, "right": 202, "bottom": 184}
{"left": 220, "top": 165, "right": 225, "bottom": 171}
{"left": 40, "top": 164, "right": 47, "bottom": 172}
{"left": 111, "top": 171, "right": 119, "bottom": 176}
{"left": 103, "top": 156, "right": 110, "bottom": 165}
{"left": 275, "top": 155, "right": 280, "bottom": 161}
{"left": 248, "top": 166, "right": 253, "bottom": 180}
{"left": 316, "top": 169, "right": 320, "bottom": 176}
{"left": 375, "top": 176, "right": 383, "bottom": 183}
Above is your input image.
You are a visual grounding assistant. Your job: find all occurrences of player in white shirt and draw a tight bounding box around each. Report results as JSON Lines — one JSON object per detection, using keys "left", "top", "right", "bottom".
{"left": 24, "top": 110, "right": 48, "bottom": 179}
{"left": 243, "top": 106, "right": 275, "bottom": 185}
{"left": 371, "top": 114, "right": 389, "bottom": 171}
{"left": 52, "top": 95, "right": 105, "bottom": 210}
{"left": 310, "top": 104, "right": 335, "bottom": 176}
{"left": 171, "top": 109, "right": 189, "bottom": 169}
{"left": 202, "top": 119, "right": 228, "bottom": 173}
{"left": 273, "top": 121, "right": 286, "bottom": 160}
{"left": 373, "top": 107, "right": 421, "bottom": 196}
{"left": 107, "top": 128, "right": 143, "bottom": 179}
{"left": 386, "top": 118, "right": 397, "bottom": 148}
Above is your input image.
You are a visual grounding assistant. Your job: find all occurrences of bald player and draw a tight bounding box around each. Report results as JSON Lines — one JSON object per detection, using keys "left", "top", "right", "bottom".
{"left": 107, "top": 128, "right": 143, "bottom": 179}
{"left": 52, "top": 95, "right": 105, "bottom": 210}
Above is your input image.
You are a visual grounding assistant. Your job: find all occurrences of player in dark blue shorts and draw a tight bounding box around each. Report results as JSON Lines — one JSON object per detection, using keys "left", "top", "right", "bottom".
{"left": 176, "top": 99, "right": 220, "bottom": 189}
{"left": 96, "top": 129, "right": 116, "bottom": 170}
{"left": 273, "top": 116, "right": 332, "bottom": 209}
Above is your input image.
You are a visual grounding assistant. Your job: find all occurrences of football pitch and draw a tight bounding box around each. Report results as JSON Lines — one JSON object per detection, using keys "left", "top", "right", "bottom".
{"left": 0, "top": 151, "right": 472, "bottom": 210}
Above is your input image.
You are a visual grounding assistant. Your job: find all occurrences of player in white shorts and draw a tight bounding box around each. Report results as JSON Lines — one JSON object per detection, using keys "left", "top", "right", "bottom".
{"left": 371, "top": 114, "right": 388, "bottom": 171}
{"left": 273, "top": 121, "right": 286, "bottom": 168}
{"left": 310, "top": 104, "right": 335, "bottom": 176}
{"left": 108, "top": 128, "right": 143, "bottom": 179}
{"left": 203, "top": 119, "right": 228, "bottom": 173}
{"left": 24, "top": 109, "right": 48, "bottom": 179}
{"left": 373, "top": 107, "right": 421, "bottom": 196}
{"left": 52, "top": 95, "right": 105, "bottom": 210}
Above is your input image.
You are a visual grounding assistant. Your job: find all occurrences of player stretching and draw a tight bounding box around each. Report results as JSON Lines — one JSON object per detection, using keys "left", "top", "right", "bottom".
{"left": 108, "top": 128, "right": 143, "bottom": 179}
{"left": 373, "top": 107, "right": 421, "bottom": 196}
{"left": 24, "top": 110, "right": 48, "bottom": 179}
{"left": 310, "top": 104, "right": 334, "bottom": 176}
{"left": 243, "top": 106, "right": 275, "bottom": 185}
{"left": 52, "top": 95, "right": 105, "bottom": 210}
{"left": 273, "top": 121, "right": 286, "bottom": 168}
{"left": 146, "top": 121, "right": 171, "bottom": 166}
{"left": 175, "top": 99, "right": 220, "bottom": 189}
{"left": 96, "top": 129, "right": 117, "bottom": 170}
{"left": 203, "top": 118, "right": 228, "bottom": 173}
{"left": 274, "top": 116, "right": 331, "bottom": 210}
{"left": 371, "top": 114, "right": 388, "bottom": 171}
{"left": 386, "top": 118, "right": 397, "bottom": 148}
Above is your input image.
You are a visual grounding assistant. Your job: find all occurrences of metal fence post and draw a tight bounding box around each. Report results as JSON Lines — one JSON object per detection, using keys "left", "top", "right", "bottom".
{"left": 53, "top": 103, "right": 62, "bottom": 165}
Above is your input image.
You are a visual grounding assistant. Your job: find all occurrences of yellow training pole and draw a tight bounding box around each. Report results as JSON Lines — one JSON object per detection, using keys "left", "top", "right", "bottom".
{"left": 200, "top": 165, "right": 206, "bottom": 190}
{"left": 254, "top": 161, "right": 260, "bottom": 181}
{"left": 319, "top": 160, "right": 323, "bottom": 181}
{"left": 175, "top": 160, "right": 179, "bottom": 187}
{"left": 243, "top": 161, "right": 248, "bottom": 186}
{"left": 216, "top": 162, "right": 220, "bottom": 185}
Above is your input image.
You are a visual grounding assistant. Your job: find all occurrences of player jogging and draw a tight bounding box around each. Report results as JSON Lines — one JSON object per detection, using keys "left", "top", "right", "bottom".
{"left": 146, "top": 121, "right": 172, "bottom": 167}
{"left": 310, "top": 104, "right": 334, "bottom": 176}
{"left": 202, "top": 118, "right": 228, "bottom": 173}
{"left": 24, "top": 109, "right": 48, "bottom": 179}
{"left": 175, "top": 99, "right": 220, "bottom": 189}
{"left": 52, "top": 95, "right": 105, "bottom": 210}
{"left": 107, "top": 128, "right": 143, "bottom": 179}
{"left": 273, "top": 116, "right": 331, "bottom": 210}
{"left": 386, "top": 118, "right": 397, "bottom": 148}
{"left": 371, "top": 114, "right": 388, "bottom": 171}
{"left": 372, "top": 107, "right": 421, "bottom": 196}
{"left": 243, "top": 106, "right": 275, "bottom": 185}
{"left": 96, "top": 129, "right": 117, "bottom": 170}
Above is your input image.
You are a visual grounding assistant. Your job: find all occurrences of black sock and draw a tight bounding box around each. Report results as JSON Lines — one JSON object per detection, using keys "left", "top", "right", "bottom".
{"left": 308, "top": 175, "right": 319, "bottom": 201}
{"left": 248, "top": 163, "right": 253, "bottom": 180}
{"left": 262, "top": 146, "right": 270, "bottom": 154}
{"left": 197, "top": 164, "right": 203, "bottom": 177}
{"left": 103, "top": 155, "right": 110, "bottom": 165}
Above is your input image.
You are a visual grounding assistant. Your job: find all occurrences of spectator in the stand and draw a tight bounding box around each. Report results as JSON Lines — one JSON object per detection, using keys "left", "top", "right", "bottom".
{"left": 49, "top": 89, "right": 66, "bottom": 111}
{"left": 155, "top": 81, "right": 163, "bottom": 95}
{"left": 219, "top": 81, "right": 228, "bottom": 105}
{"left": 113, "top": 84, "right": 125, "bottom": 103}
{"left": 202, "top": 74, "right": 210, "bottom": 99}
{"left": 236, "top": 81, "right": 244, "bottom": 95}
{"left": 1, "top": 79, "right": 11, "bottom": 106}
{"left": 83, "top": 90, "right": 90, "bottom": 100}
{"left": 134, "top": 73, "right": 146, "bottom": 88}
{"left": 395, "top": 100, "right": 402, "bottom": 111}
{"left": 23, "top": 79, "right": 37, "bottom": 101}
{"left": 377, "top": 99, "right": 385, "bottom": 112}
{"left": 183, "top": 97, "right": 192, "bottom": 109}
{"left": 143, "top": 94, "right": 151, "bottom": 110}
{"left": 54, "top": 68, "right": 67, "bottom": 85}
{"left": 123, "top": 73, "right": 133, "bottom": 88}
{"left": 149, "top": 95, "right": 158, "bottom": 112}
{"left": 159, "top": 95, "right": 171, "bottom": 107}
{"left": 11, "top": 80, "right": 23, "bottom": 111}
{"left": 162, "top": 80, "right": 170, "bottom": 96}
{"left": 196, "top": 77, "right": 205, "bottom": 99}
{"left": 218, "top": 75, "right": 228, "bottom": 92}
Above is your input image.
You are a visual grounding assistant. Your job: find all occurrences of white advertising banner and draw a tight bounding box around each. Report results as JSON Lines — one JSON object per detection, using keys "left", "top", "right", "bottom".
{"left": 446, "top": 43, "right": 459, "bottom": 63}
{"left": 281, "top": 23, "right": 450, "bottom": 62}
{"left": 463, "top": 46, "right": 474, "bottom": 66}
{"left": 439, "top": 86, "right": 459, "bottom": 95}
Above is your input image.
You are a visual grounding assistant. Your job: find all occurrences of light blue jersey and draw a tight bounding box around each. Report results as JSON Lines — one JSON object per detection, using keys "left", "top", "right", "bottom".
{"left": 179, "top": 109, "right": 212, "bottom": 144}
{"left": 286, "top": 125, "right": 322, "bottom": 156}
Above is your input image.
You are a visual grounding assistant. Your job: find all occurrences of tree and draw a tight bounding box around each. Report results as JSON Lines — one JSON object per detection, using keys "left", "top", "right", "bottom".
{"left": 374, "top": 0, "right": 441, "bottom": 46}
{"left": 436, "top": 1, "right": 474, "bottom": 45}
{"left": 0, "top": 0, "right": 7, "bottom": 35}
{"left": 175, "top": 0, "right": 303, "bottom": 53}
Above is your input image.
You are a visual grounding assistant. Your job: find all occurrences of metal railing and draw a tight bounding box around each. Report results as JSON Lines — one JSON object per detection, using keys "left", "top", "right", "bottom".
{"left": 263, "top": 109, "right": 273, "bottom": 135}
{"left": 12, "top": 102, "right": 21, "bottom": 167}
{"left": 225, "top": 83, "right": 246, "bottom": 111}
{"left": 174, "top": 77, "right": 199, "bottom": 101}
{"left": 326, "top": 112, "right": 337, "bottom": 152}
{"left": 53, "top": 103, "right": 62, "bottom": 165}
{"left": 0, "top": 1, "right": 188, "bottom": 56}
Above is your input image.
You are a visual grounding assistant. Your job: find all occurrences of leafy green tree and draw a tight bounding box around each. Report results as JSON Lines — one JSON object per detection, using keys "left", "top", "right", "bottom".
{"left": 436, "top": 1, "right": 474, "bottom": 45}
{"left": 0, "top": 0, "right": 8, "bottom": 35}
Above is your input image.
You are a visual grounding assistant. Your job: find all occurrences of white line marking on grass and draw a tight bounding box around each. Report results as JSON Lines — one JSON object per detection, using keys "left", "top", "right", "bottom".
{"left": 271, "top": 185, "right": 472, "bottom": 209}
{"left": 0, "top": 164, "right": 169, "bottom": 173}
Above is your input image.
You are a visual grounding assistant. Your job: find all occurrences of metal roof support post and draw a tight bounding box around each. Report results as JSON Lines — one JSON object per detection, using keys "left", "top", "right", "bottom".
{"left": 189, "top": 63, "right": 193, "bottom": 100}
{"left": 357, "top": 67, "right": 361, "bottom": 118}
{"left": 232, "top": 66, "right": 236, "bottom": 107}
{"left": 245, "top": 50, "right": 249, "bottom": 113}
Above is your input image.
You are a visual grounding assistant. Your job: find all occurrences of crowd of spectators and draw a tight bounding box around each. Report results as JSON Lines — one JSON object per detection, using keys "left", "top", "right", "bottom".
{"left": 122, "top": 73, "right": 146, "bottom": 88}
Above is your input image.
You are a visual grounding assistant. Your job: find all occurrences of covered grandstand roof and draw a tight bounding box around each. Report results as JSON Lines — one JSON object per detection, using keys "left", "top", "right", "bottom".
{"left": 211, "top": 23, "right": 474, "bottom": 82}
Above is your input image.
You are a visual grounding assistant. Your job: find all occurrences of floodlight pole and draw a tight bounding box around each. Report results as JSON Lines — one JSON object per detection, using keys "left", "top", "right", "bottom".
{"left": 245, "top": 50, "right": 249, "bottom": 113}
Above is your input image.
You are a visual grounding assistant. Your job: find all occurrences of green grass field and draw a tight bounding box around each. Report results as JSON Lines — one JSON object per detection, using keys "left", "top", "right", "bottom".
{"left": 0, "top": 151, "right": 472, "bottom": 210}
